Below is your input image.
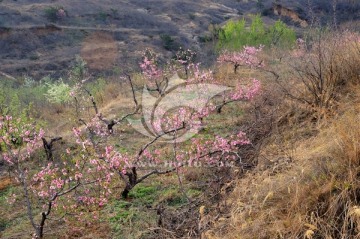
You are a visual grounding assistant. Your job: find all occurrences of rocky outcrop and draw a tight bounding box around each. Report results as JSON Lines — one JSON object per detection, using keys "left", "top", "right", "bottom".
{"left": 273, "top": 4, "right": 308, "bottom": 28}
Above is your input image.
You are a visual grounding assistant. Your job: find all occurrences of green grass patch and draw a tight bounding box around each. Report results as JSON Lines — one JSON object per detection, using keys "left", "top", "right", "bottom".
{"left": 128, "top": 185, "right": 158, "bottom": 206}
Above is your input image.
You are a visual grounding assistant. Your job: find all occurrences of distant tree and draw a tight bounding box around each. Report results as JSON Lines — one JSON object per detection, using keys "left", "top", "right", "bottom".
{"left": 44, "top": 6, "right": 67, "bottom": 22}
{"left": 160, "top": 34, "right": 179, "bottom": 51}
{"left": 267, "top": 20, "right": 296, "bottom": 47}
{"left": 217, "top": 45, "right": 264, "bottom": 73}
{"left": 175, "top": 48, "right": 196, "bottom": 77}
{"left": 217, "top": 15, "right": 296, "bottom": 50}
{"left": 45, "top": 79, "right": 72, "bottom": 104}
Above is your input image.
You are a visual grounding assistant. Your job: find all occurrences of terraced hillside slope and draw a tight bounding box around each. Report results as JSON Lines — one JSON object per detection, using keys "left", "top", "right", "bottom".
{"left": 0, "top": 0, "right": 359, "bottom": 78}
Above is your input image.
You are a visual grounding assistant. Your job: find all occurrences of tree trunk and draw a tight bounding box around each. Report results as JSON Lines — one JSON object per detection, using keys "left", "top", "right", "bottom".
{"left": 35, "top": 227, "right": 43, "bottom": 239}
{"left": 42, "top": 137, "right": 62, "bottom": 161}
{"left": 121, "top": 167, "right": 137, "bottom": 198}
{"left": 121, "top": 186, "right": 131, "bottom": 198}
{"left": 36, "top": 212, "right": 47, "bottom": 238}
{"left": 234, "top": 64, "right": 239, "bottom": 74}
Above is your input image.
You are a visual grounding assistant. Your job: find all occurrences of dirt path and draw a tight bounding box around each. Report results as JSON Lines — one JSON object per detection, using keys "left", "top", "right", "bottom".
{"left": 3, "top": 23, "right": 161, "bottom": 34}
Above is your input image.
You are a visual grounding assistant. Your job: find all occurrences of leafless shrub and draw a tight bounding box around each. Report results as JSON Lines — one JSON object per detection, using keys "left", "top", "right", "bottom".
{"left": 272, "top": 30, "right": 360, "bottom": 113}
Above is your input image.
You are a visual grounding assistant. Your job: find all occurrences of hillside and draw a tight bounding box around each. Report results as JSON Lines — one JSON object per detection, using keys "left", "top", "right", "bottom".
{"left": 1, "top": 0, "right": 359, "bottom": 78}
{"left": 0, "top": 0, "right": 242, "bottom": 78}
{"left": 0, "top": 1, "right": 360, "bottom": 239}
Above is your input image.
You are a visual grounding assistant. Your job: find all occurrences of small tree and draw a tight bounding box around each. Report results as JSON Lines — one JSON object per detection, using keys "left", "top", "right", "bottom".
{"left": 1, "top": 116, "right": 111, "bottom": 238}
{"left": 45, "top": 79, "right": 72, "bottom": 104}
{"left": 44, "top": 6, "right": 67, "bottom": 22}
{"left": 217, "top": 45, "right": 264, "bottom": 73}
{"left": 267, "top": 20, "right": 296, "bottom": 48}
{"left": 175, "top": 48, "right": 196, "bottom": 77}
{"left": 70, "top": 49, "right": 262, "bottom": 198}
{"left": 269, "top": 30, "right": 360, "bottom": 111}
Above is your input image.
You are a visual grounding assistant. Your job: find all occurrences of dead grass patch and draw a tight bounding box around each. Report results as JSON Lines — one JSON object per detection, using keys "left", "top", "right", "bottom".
{"left": 80, "top": 32, "right": 118, "bottom": 71}
{"left": 210, "top": 86, "right": 360, "bottom": 238}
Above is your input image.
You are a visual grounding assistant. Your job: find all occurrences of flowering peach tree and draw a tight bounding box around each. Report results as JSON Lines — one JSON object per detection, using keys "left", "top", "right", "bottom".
{"left": 72, "top": 48, "right": 262, "bottom": 198}
{"left": 0, "top": 116, "right": 112, "bottom": 238}
{"left": 217, "top": 46, "right": 264, "bottom": 73}
{"left": 1, "top": 48, "right": 262, "bottom": 238}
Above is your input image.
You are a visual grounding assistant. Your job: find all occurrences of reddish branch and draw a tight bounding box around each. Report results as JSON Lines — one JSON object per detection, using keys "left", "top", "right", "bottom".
{"left": 41, "top": 137, "right": 62, "bottom": 161}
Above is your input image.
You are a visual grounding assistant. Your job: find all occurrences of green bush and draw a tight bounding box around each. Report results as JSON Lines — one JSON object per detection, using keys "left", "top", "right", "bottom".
{"left": 0, "top": 81, "right": 45, "bottom": 148}
{"left": 97, "top": 12, "right": 109, "bottom": 22}
{"left": 217, "top": 18, "right": 246, "bottom": 50}
{"left": 44, "top": 7, "right": 58, "bottom": 22}
{"left": 217, "top": 15, "right": 296, "bottom": 50}
{"left": 70, "top": 55, "right": 87, "bottom": 82}
{"left": 44, "top": 6, "right": 66, "bottom": 22}
{"left": 267, "top": 20, "right": 297, "bottom": 48}
{"left": 0, "top": 77, "right": 46, "bottom": 118}
{"left": 160, "top": 34, "right": 180, "bottom": 51}
{"left": 45, "top": 79, "right": 72, "bottom": 104}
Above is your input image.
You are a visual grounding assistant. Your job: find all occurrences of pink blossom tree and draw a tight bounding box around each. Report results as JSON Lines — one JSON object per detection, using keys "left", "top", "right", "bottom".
{"left": 217, "top": 45, "right": 264, "bottom": 73}
{"left": 175, "top": 48, "right": 196, "bottom": 77}
{"left": 0, "top": 116, "right": 111, "bottom": 238}
{"left": 71, "top": 49, "right": 262, "bottom": 198}
{"left": 56, "top": 8, "right": 66, "bottom": 19}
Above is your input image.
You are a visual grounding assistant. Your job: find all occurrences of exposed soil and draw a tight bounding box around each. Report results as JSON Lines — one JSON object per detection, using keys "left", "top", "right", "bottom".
{"left": 0, "top": 176, "right": 11, "bottom": 191}
{"left": 80, "top": 32, "right": 118, "bottom": 71}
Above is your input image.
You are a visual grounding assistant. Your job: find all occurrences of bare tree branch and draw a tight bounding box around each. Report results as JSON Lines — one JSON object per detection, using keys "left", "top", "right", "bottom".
{"left": 135, "top": 123, "right": 186, "bottom": 163}
{"left": 82, "top": 74, "right": 140, "bottom": 134}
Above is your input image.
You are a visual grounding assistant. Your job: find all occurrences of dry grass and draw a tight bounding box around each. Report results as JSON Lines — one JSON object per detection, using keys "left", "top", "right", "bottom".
{"left": 282, "top": 31, "right": 360, "bottom": 111}
{"left": 176, "top": 29, "right": 360, "bottom": 239}
{"left": 207, "top": 46, "right": 360, "bottom": 238}
{"left": 80, "top": 32, "right": 118, "bottom": 71}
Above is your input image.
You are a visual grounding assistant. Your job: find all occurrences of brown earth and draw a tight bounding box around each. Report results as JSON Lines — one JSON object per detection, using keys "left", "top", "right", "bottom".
{"left": 80, "top": 32, "right": 118, "bottom": 71}
{"left": 273, "top": 3, "right": 308, "bottom": 27}
{"left": 0, "top": 176, "right": 12, "bottom": 191}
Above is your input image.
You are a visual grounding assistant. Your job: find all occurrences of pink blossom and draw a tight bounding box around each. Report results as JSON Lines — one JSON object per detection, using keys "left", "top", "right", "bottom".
{"left": 56, "top": 8, "right": 66, "bottom": 19}
{"left": 218, "top": 46, "right": 264, "bottom": 73}
{"left": 74, "top": 173, "right": 83, "bottom": 180}
{"left": 72, "top": 127, "right": 81, "bottom": 137}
